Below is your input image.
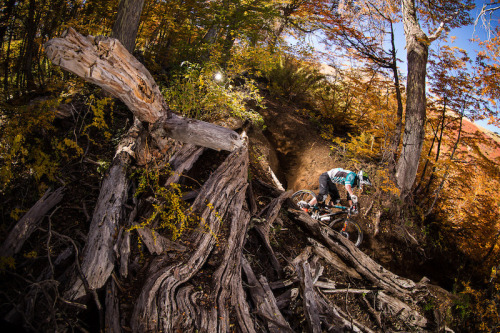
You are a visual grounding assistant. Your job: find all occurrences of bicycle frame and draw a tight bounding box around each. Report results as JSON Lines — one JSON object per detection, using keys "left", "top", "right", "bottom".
{"left": 309, "top": 205, "right": 355, "bottom": 236}
{"left": 292, "top": 189, "right": 363, "bottom": 246}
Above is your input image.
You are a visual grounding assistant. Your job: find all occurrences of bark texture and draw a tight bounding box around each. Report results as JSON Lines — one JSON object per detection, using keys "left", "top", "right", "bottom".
{"left": 131, "top": 146, "right": 249, "bottom": 332}
{"left": 396, "top": 0, "right": 430, "bottom": 198}
{"left": 111, "top": 0, "right": 145, "bottom": 53}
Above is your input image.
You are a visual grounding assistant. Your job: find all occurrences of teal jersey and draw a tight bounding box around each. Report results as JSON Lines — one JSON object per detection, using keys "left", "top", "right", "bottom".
{"left": 326, "top": 168, "right": 357, "bottom": 187}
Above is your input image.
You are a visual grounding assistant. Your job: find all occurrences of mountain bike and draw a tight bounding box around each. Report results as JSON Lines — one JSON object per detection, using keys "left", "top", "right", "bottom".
{"left": 291, "top": 190, "right": 363, "bottom": 247}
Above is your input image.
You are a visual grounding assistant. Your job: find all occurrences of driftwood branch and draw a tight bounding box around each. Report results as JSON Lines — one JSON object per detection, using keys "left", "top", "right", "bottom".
{"left": 65, "top": 122, "right": 140, "bottom": 300}
{"left": 44, "top": 28, "right": 244, "bottom": 152}
{"left": 0, "top": 187, "right": 64, "bottom": 257}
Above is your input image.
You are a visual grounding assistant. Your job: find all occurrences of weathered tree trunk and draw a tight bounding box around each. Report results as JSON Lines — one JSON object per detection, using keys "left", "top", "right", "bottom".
{"left": 131, "top": 146, "right": 249, "bottom": 332}
{"left": 396, "top": 0, "right": 430, "bottom": 198}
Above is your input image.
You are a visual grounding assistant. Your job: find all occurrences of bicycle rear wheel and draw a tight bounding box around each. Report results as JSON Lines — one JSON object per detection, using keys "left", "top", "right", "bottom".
{"left": 291, "top": 190, "right": 317, "bottom": 207}
{"left": 328, "top": 218, "right": 363, "bottom": 247}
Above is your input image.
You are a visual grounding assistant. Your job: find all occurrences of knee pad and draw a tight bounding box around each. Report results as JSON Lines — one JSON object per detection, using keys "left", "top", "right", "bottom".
{"left": 318, "top": 194, "right": 328, "bottom": 203}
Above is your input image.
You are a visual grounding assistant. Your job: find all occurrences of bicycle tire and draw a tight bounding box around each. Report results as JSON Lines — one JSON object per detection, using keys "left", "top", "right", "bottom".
{"left": 291, "top": 190, "right": 317, "bottom": 207}
{"left": 328, "top": 218, "right": 363, "bottom": 247}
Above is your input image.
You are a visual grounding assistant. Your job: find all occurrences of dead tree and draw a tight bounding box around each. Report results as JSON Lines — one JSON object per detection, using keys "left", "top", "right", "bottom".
{"left": 0, "top": 187, "right": 64, "bottom": 257}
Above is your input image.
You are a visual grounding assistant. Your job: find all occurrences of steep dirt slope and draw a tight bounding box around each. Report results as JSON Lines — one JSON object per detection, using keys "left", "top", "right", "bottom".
{"left": 253, "top": 97, "right": 336, "bottom": 192}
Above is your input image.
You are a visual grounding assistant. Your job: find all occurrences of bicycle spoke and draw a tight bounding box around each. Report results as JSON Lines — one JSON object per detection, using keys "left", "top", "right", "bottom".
{"left": 329, "top": 219, "right": 363, "bottom": 247}
{"left": 291, "top": 190, "right": 316, "bottom": 206}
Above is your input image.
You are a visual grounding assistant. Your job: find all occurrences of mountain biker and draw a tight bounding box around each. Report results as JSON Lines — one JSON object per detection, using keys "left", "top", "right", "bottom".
{"left": 305, "top": 168, "right": 372, "bottom": 213}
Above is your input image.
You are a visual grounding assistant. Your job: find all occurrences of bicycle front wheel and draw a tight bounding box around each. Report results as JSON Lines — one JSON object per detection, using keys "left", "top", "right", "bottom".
{"left": 328, "top": 218, "right": 363, "bottom": 247}
{"left": 291, "top": 190, "right": 317, "bottom": 207}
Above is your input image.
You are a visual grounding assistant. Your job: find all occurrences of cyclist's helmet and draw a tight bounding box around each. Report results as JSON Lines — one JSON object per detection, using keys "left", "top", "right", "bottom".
{"left": 357, "top": 171, "right": 372, "bottom": 189}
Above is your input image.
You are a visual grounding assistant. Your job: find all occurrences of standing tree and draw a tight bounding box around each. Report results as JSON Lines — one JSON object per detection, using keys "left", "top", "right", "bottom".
{"left": 111, "top": 0, "right": 145, "bottom": 53}
{"left": 396, "top": 0, "right": 472, "bottom": 198}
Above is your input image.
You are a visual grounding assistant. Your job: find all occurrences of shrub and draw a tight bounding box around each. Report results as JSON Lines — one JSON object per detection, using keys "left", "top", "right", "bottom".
{"left": 264, "top": 55, "right": 326, "bottom": 103}
{"left": 162, "top": 62, "right": 264, "bottom": 126}
{"left": 131, "top": 166, "right": 194, "bottom": 241}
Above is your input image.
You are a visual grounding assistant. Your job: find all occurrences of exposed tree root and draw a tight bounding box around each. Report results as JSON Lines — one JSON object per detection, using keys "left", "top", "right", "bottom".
{"left": 131, "top": 146, "right": 249, "bottom": 332}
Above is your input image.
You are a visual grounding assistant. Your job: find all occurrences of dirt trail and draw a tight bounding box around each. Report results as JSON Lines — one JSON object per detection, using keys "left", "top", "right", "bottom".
{"left": 256, "top": 98, "right": 335, "bottom": 192}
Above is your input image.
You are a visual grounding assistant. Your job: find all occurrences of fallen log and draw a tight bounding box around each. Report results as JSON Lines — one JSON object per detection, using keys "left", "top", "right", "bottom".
{"left": 295, "top": 260, "right": 322, "bottom": 333}
{"left": 309, "top": 239, "right": 362, "bottom": 280}
{"left": 289, "top": 209, "right": 418, "bottom": 297}
{"left": 289, "top": 208, "right": 437, "bottom": 331}
{"left": 65, "top": 126, "right": 138, "bottom": 300}
{"left": 241, "top": 256, "right": 294, "bottom": 333}
{"left": 134, "top": 225, "right": 187, "bottom": 255}
{"left": 291, "top": 250, "right": 366, "bottom": 332}
{"left": 0, "top": 187, "right": 64, "bottom": 257}
{"left": 376, "top": 291, "right": 429, "bottom": 328}
{"left": 164, "top": 144, "right": 205, "bottom": 186}
{"left": 105, "top": 279, "right": 121, "bottom": 333}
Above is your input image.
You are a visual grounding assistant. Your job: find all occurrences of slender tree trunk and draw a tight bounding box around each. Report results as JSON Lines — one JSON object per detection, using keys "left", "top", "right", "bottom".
{"left": 3, "top": 26, "right": 14, "bottom": 96}
{"left": 415, "top": 100, "right": 446, "bottom": 194}
{"left": 111, "top": 0, "right": 145, "bottom": 53}
{"left": 422, "top": 99, "right": 448, "bottom": 194}
{"left": 0, "top": 0, "right": 17, "bottom": 54}
{"left": 396, "top": 0, "right": 429, "bottom": 198}
{"left": 425, "top": 113, "right": 463, "bottom": 216}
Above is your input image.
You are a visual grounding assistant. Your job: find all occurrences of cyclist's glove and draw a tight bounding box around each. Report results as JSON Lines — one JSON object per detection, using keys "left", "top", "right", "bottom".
{"left": 350, "top": 195, "right": 358, "bottom": 204}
